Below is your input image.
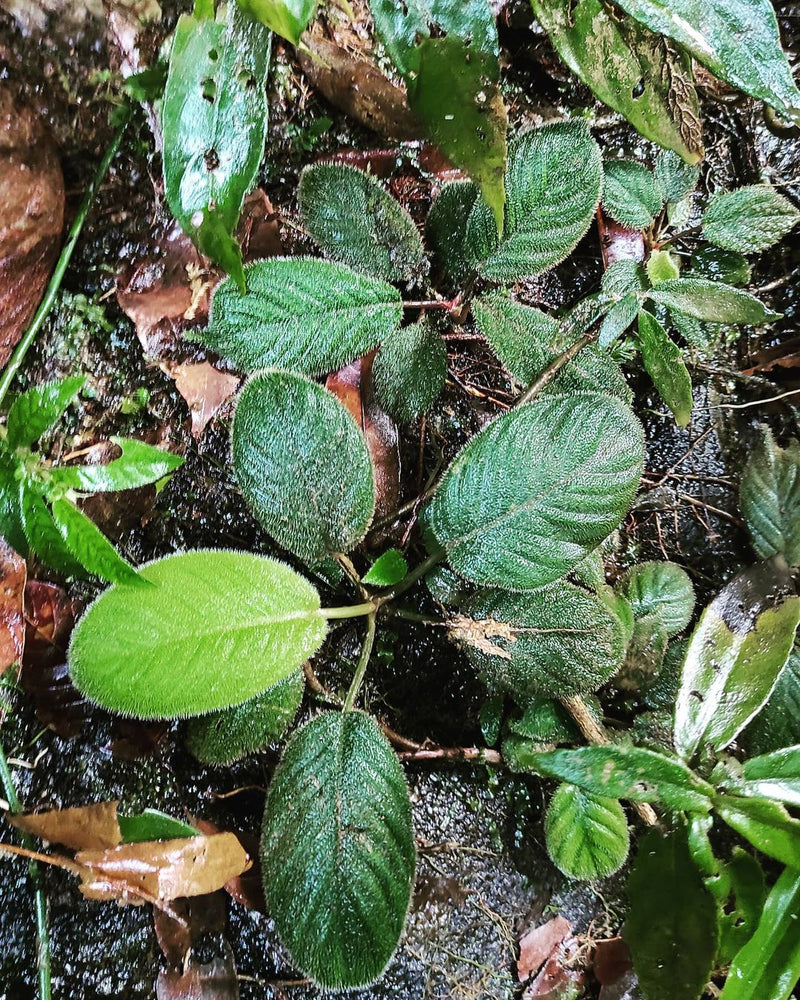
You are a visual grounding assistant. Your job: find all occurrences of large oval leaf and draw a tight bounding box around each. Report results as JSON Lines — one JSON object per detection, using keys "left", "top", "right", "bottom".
{"left": 261, "top": 711, "right": 415, "bottom": 989}
{"left": 198, "top": 258, "right": 402, "bottom": 375}
{"left": 68, "top": 550, "right": 327, "bottom": 718}
{"left": 425, "top": 392, "right": 644, "bottom": 590}
{"left": 232, "top": 370, "right": 375, "bottom": 565}
{"left": 545, "top": 783, "right": 629, "bottom": 881}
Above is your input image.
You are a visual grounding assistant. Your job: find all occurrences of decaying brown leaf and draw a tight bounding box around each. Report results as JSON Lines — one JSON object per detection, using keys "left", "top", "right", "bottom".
{"left": 0, "top": 538, "right": 26, "bottom": 677}
{"left": 517, "top": 915, "right": 571, "bottom": 982}
{"left": 8, "top": 800, "right": 122, "bottom": 851}
{"left": 194, "top": 818, "right": 266, "bottom": 913}
{"left": 166, "top": 361, "right": 240, "bottom": 439}
{"left": 0, "top": 85, "right": 65, "bottom": 367}
{"left": 153, "top": 892, "right": 227, "bottom": 967}
{"left": 448, "top": 614, "right": 516, "bottom": 660}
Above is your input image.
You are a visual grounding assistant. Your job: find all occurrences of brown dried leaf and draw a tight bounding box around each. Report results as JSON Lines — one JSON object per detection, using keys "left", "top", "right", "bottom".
{"left": 523, "top": 931, "right": 585, "bottom": 999}
{"left": 593, "top": 936, "right": 633, "bottom": 987}
{"left": 517, "top": 916, "right": 571, "bottom": 982}
{"left": 0, "top": 538, "right": 26, "bottom": 676}
{"left": 193, "top": 818, "right": 266, "bottom": 913}
{"left": 8, "top": 800, "right": 122, "bottom": 851}
{"left": 0, "top": 86, "right": 64, "bottom": 367}
{"left": 167, "top": 361, "right": 240, "bottom": 439}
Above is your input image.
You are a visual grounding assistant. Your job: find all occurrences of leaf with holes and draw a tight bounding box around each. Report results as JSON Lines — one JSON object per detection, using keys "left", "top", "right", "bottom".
{"left": 261, "top": 711, "right": 416, "bottom": 989}
{"left": 545, "top": 783, "right": 629, "bottom": 881}
{"left": 636, "top": 310, "right": 693, "bottom": 426}
{"left": 603, "top": 160, "right": 664, "bottom": 229}
{"left": 702, "top": 186, "right": 800, "bottom": 254}
{"left": 740, "top": 428, "right": 800, "bottom": 566}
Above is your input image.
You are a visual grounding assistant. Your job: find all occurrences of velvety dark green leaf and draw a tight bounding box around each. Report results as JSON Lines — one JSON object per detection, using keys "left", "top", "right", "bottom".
{"left": 237, "top": 0, "right": 316, "bottom": 44}
{"left": 620, "top": 560, "right": 695, "bottom": 636}
{"left": 545, "top": 783, "right": 629, "bottom": 881}
{"left": 532, "top": 0, "right": 703, "bottom": 161}
{"left": 690, "top": 246, "right": 752, "bottom": 286}
{"left": 5, "top": 376, "right": 85, "bottom": 450}
{"left": 454, "top": 580, "right": 628, "bottom": 698}
{"left": 199, "top": 258, "right": 402, "bottom": 375}
{"left": 261, "top": 711, "right": 416, "bottom": 989}
{"left": 743, "top": 648, "right": 800, "bottom": 755}
{"left": 425, "top": 180, "right": 498, "bottom": 284}
{"left": 674, "top": 559, "right": 800, "bottom": 760}
{"left": 162, "top": 4, "right": 272, "bottom": 286}
{"left": 479, "top": 122, "right": 602, "bottom": 282}
{"left": 518, "top": 744, "right": 714, "bottom": 812}
{"left": 637, "top": 310, "right": 693, "bottom": 426}
{"left": 298, "top": 163, "right": 427, "bottom": 283}
{"left": 0, "top": 448, "right": 26, "bottom": 555}
{"left": 118, "top": 809, "right": 199, "bottom": 843}
{"left": 740, "top": 428, "right": 800, "bottom": 565}
{"left": 738, "top": 745, "right": 800, "bottom": 808}
{"left": 603, "top": 159, "right": 664, "bottom": 229}
{"left": 507, "top": 697, "right": 580, "bottom": 745}
{"left": 597, "top": 293, "right": 641, "bottom": 349}
{"left": 186, "top": 670, "right": 304, "bottom": 764}
{"left": 362, "top": 549, "right": 408, "bottom": 588}
{"left": 49, "top": 499, "right": 143, "bottom": 586}
{"left": 602, "top": 260, "right": 649, "bottom": 298}
{"left": 719, "top": 866, "right": 800, "bottom": 1000}
{"left": 702, "top": 186, "right": 800, "bottom": 253}
{"left": 232, "top": 370, "right": 375, "bottom": 565}
{"left": 613, "top": 0, "right": 800, "bottom": 121}
{"left": 49, "top": 438, "right": 183, "bottom": 494}
{"left": 624, "top": 828, "right": 718, "bottom": 1000}
{"left": 714, "top": 796, "right": 800, "bottom": 868}
{"left": 20, "top": 485, "right": 85, "bottom": 577}
{"left": 69, "top": 550, "right": 327, "bottom": 718}
{"left": 648, "top": 278, "right": 780, "bottom": 325}
{"left": 373, "top": 321, "right": 447, "bottom": 423}
{"left": 655, "top": 149, "right": 701, "bottom": 202}
{"left": 717, "top": 849, "right": 766, "bottom": 966}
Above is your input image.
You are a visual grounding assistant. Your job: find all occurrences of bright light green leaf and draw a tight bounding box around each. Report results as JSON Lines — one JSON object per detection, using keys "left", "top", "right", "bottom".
{"left": 69, "top": 550, "right": 327, "bottom": 718}
{"left": 199, "top": 258, "right": 402, "bottom": 375}
{"left": 646, "top": 249, "right": 680, "bottom": 285}
{"left": 362, "top": 549, "right": 408, "bottom": 588}
{"left": 232, "top": 370, "right": 375, "bottom": 565}
{"left": 425, "top": 180, "right": 498, "bottom": 284}
{"left": 674, "top": 559, "right": 800, "bottom": 760}
{"left": 6, "top": 376, "right": 86, "bottom": 450}
{"left": 739, "top": 745, "right": 800, "bottom": 808}
{"left": 118, "top": 810, "right": 199, "bottom": 843}
{"left": 298, "top": 163, "right": 427, "bottom": 283}
{"left": 49, "top": 438, "right": 183, "bottom": 494}
{"left": 545, "top": 783, "right": 628, "bottom": 881}
{"left": 455, "top": 580, "right": 628, "bottom": 698}
{"left": 20, "top": 485, "right": 84, "bottom": 577}
{"left": 624, "top": 827, "right": 719, "bottom": 1000}
{"left": 603, "top": 159, "right": 664, "bottom": 229}
{"left": 186, "top": 670, "right": 304, "bottom": 764}
{"left": 648, "top": 278, "right": 780, "bottom": 325}
{"left": 740, "top": 428, "right": 800, "bottom": 565}
{"left": 655, "top": 149, "right": 701, "bottom": 202}
{"left": 714, "top": 796, "right": 800, "bottom": 869}
{"left": 637, "top": 310, "right": 693, "bottom": 426}
{"left": 50, "top": 498, "right": 142, "bottom": 586}
{"left": 531, "top": 0, "right": 703, "bottom": 162}
{"left": 743, "top": 648, "right": 800, "bottom": 755}
{"left": 373, "top": 321, "right": 447, "bottom": 423}
{"left": 620, "top": 560, "right": 695, "bottom": 636}
{"left": 690, "top": 246, "right": 752, "bottom": 286}
{"left": 425, "top": 392, "right": 643, "bottom": 591}
{"left": 261, "top": 711, "right": 416, "bottom": 989}
{"left": 237, "top": 0, "right": 316, "bottom": 44}
{"left": 702, "top": 185, "right": 800, "bottom": 253}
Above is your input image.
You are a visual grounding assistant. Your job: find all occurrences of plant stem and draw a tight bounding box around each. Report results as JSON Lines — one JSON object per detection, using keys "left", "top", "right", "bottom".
{"left": 342, "top": 613, "right": 376, "bottom": 712}
{"left": 516, "top": 330, "right": 597, "bottom": 407}
{"left": 398, "top": 746, "right": 503, "bottom": 765}
{"left": 0, "top": 111, "right": 130, "bottom": 409}
{"left": 321, "top": 601, "right": 377, "bottom": 620}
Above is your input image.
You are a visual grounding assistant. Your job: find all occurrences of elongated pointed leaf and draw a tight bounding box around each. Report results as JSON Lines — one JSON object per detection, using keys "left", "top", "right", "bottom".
{"left": 0, "top": 448, "right": 27, "bottom": 555}
{"left": 714, "top": 796, "right": 800, "bottom": 868}
{"left": 49, "top": 438, "right": 183, "bottom": 493}
{"left": 20, "top": 484, "right": 84, "bottom": 577}
{"left": 674, "top": 560, "right": 800, "bottom": 760}
{"left": 648, "top": 278, "right": 780, "bottom": 325}
{"left": 702, "top": 186, "right": 800, "bottom": 254}
{"left": 545, "top": 783, "right": 629, "bottom": 881}
{"left": 237, "top": 0, "right": 316, "bottom": 44}
{"left": 232, "top": 370, "right": 375, "bottom": 565}
{"left": 740, "top": 429, "right": 800, "bottom": 566}
{"left": 199, "top": 258, "right": 402, "bottom": 375}
{"left": 637, "top": 310, "right": 693, "bottom": 426}
{"left": 738, "top": 746, "right": 800, "bottom": 808}
{"left": 261, "top": 711, "right": 416, "bottom": 989}
{"left": 6, "top": 376, "right": 85, "bottom": 450}
{"left": 425, "top": 392, "right": 644, "bottom": 590}
{"left": 50, "top": 499, "right": 143, "bottom": 586}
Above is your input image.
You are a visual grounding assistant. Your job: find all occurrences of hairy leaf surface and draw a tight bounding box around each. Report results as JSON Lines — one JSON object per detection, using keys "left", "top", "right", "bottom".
{"left": 620, "top": 560, "right": 695, "bottom": 636}
{"left": 702, "top": 186, "right": 800, "bottom": 253}
{"left": 637, "top": 310, "right": 693, "bottom": 426}
{"left": 602, "top": 160, "right": 663, "bottom": 229}
{"left": 740, "top": 429, "right": 800, "bottom": 566}
{"left": 373, "top": 321, "right": 447, "bottom": 423}
{"left": 545, "top": 784, "right": 629, "bottom": 881}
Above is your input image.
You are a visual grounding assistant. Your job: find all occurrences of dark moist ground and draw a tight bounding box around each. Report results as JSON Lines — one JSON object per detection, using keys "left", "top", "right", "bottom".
{"left": 0, "top": 2, "right": 799, "bottom": 998}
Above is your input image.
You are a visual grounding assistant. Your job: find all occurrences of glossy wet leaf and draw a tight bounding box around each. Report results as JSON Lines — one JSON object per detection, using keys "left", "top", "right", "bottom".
{"left": 602, "top": 160, "right": 663, "bottom": 229}
{"left": 20, "top": 484, "right": 84, "bottom": 577}
{"left": 232, "top": 371, "right": 375, "bottom": 565}
{"left": 237, "top": 0, "right": 315, "bottom": 44}
{"left": 454, "top": 580, "right": 628, "bottom": 698}
{"left": 372, "top": 321, "right": 447, "bottom": 423}
{"left": 613, "top": 0, "right": 800, "bottom": 122}
{"left": 50, "top": 499, "right": 142, "bottom": 587}
{"left": 702, "top": 186, "right": 800, "bottom": 253}
{"left": 674, "top": 559, "right": 800, "bottom": 760}
{"left": 118, "top": 810, "right": 199, "bottom": 844}
{"left": 655, "top": 149, "right": 700, "bottom": 202}
{"left": 517, "top": 744, "right": 714, "bottom": 812}
{"left": 261, "top": 711, "right": 416, "bottom": 989}
{"left": 199, "top": 258, "right": 402, "bottom": 375}
{"left": 738, "top": 745, "right": 800, "bottom": 808}
{"left": 740, "top": 429, "right": 800, "bottom": 565}
{"left": 620, "top": 559, "right": 695, "bottom": 636}
{"left": 743, "top": 648, "right": 800, "bottom": 755}
{"left": 0, "top": 447, "right": 27, "bottom": 555}
{"left": 717, "top": 850, "right": 767, "bottom": 965}
{"left": 69, "top": 550, "right": 327, "bottom": 718}
{"left": 186, "top": 670, "right": 304, "bottom": 764}
{"left": 425, "top": 180, "right": 498, "bottom": 284}
{"left": 718, "top": 866, "right": 800, "bottom": 1000}
{"left": 637, "top": 310, "right": 693, "bottom": 426}
{"left": 49, "top": 438, "right": 184, "bottom": 494}
{"left": 5, "top": 375, "right": 85, "bottom": 450}
{"left": 298, "top": 163, "right": 427, "bottom": 283}
{"left": 544, "top": 783, "right": 629, "bottom": 881}
{"left": 162, "top": 4, "right": 272, "bottom": 287}
{"left": 690, "top": 246, "right": 752, "bottom": 286}
{"left": 362, "top": 549, "right": 407, "bottom": 588}
{"left": 714, "top": 796, "right": 800, "bottom": 868}
{"left": 648, "top": 278, "right": 780, "bottom": 325}
{"left": 425, "top": 392, "right": 643, "bottom": 590}
{"left": 531, "top": 0, "right": 702, "bottom": 161}
{"left": 624, "top": 828, "right": 718, "bottom": 1000}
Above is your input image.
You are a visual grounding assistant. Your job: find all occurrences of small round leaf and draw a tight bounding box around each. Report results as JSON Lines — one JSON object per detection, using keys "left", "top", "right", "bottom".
{"left": 620, "top": 561, "right": 695, "bottom": 636}
{"left": 545, "top": 783, "right": 629, "bottom": 881}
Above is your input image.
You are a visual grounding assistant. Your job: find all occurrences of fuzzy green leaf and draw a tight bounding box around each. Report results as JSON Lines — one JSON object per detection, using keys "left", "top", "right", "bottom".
{"left": 232, "top": 370, "right": 375, "bottom": 565}
{"left": 637, "top": 310, "right": 693, "bottom": 426}
{"left": 6, "top": 376, "right": 86, "bottom": 450}
{"left": 612, "top": 0, "right": 800, "bottom": 122}
{"left": 372, "top": 321, "right": 447, "bottom": 423}
{"left": 531, "top": 0, "right": 702, "bottom": 162}
{"left": 597, "top": 293, "right": 641, "bottom": 349}
{"left": 455, "top": 580, "right": 628, "bottom": 698}
{"left": 714, "top": 796, "right": 800, "bottom": 869}
{"left": 624, "top": 828, "right": 719, "bottom": 1000}
{"left": 655, "top": 149, "right": 701, "bottom": 202}
{"left": 69, "top": 550, "right": 327, "bottom": 719}
{"left": 620, "top": 560, "right": 695, "bottom": 636}
{"left": 603, "top": 159, "right": 664, "bottom": 229}
{"left": 743, "top": 648, "right": 800, "bottom": 756}
{"left": 648, "top": 278, "right": 780, "bottom": 325}
{"left": 674, "top": 559, "right": 800, "bottom": 760}
{"left": 49, "top": 438, "right": 183, "bottom": 494}
{"left": 426, "top": 392, "right": 643, "bottom": 590}
{"left": 50, "top": 499, "right": 143, "bottom": 586}
{"left": 261, "top": 711, "right": 416, "bottom": 989}
{"left": 545, "top": 783, "right": 629, "bottom": 881}
{"left": 237, "top": 0, "right": 316, "bottom": 44}
{"left": 298, "top": 163, "right": 427, "bottom": 283}
{"left": 646, "top": 249, "right": 681, "bottom": 285}
{"left": 702, "top": 186, "right": 800, "bottom": 253}
{"left": 20, "top": 485, "right": 84, "bottom": 577}
{"left": 362, "top": 549, "right": 408, "bottom": 588}
{"left": 426, "top": 180, "right": 498, "bottom": 284}
{"left": 740, "top": 429, "right": 800, "bottom": 565}
{"left": 199, "top": 258, "right": 402, "bottom": 375}
{"left": 186, "top": 670, "right": 304, "bottom": 764}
